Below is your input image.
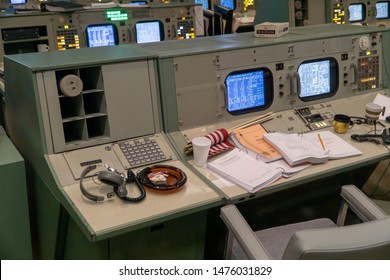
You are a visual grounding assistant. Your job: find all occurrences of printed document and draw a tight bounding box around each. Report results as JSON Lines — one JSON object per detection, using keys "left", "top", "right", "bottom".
{"left": 207, "top": 148, "right": 283, "bottom": 193}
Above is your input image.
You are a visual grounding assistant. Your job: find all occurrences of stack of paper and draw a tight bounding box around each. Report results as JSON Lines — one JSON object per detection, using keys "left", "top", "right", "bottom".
{"left": 207, "top": 148, "right": 283, "bottom": 193}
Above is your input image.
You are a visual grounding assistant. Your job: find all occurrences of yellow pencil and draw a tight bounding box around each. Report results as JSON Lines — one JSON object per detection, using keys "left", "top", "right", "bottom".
{"left": 318, "top": 133, "right": 325, "bottom": 150}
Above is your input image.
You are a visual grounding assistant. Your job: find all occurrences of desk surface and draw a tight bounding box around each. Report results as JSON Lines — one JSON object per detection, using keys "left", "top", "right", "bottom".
{"left": 182, "top": 91, "right": 390, "bottom": 203}
{"left": 51, "top": 150, "right": 222, "bottom": 241}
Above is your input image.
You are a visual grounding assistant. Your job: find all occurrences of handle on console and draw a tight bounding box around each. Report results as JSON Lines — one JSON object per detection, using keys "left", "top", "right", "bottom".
{"left": 294, "top": 72, "right": 301, "bottom": 97}
{"left": 286, "top": 73, "right": 294, "bottom": 96}
{"left": 350, "top": 63, "right": 358, "bottom": 86}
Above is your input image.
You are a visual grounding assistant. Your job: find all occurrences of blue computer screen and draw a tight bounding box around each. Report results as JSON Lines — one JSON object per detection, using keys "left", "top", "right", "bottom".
{"left": 130, "top": 1, "right": 148, "bottom": 4}
{"left": 298, "top": 58, "right": 338, "bottom": 101}
{"left": 348, "top": 3, "right": 365, "bottom": 22}
{"left": 9, "top": 0, "right": 27, "bottom": 4}
{"left": 195, "top": 0, "right": 209, "bottom": 10}
{"left": 135, "top": 21, "right": 163, "bottom": 44}
{"left": 220, "top": 0, "right": 235, "bottom": 10}
{"left": 376, "top": 2, "right": 389, "bottom": 19}
{"left": 86, "top": 24, "right": 118, "bottom": 48}
{"left": 226, "top": 70, "right": 267, "bottom": 113}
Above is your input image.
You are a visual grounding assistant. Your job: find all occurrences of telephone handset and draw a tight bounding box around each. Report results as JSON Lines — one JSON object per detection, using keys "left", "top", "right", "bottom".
{"left": 97, "top": 166, "right": 128, "bottom": 198}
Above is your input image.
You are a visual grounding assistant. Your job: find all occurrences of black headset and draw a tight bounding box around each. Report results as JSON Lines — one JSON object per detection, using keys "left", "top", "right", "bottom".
{"left": 79, "top": 165, "right": 115, "bottom": 202}
{"left": 79, "top": 164, "right": 146, "bottom": 203}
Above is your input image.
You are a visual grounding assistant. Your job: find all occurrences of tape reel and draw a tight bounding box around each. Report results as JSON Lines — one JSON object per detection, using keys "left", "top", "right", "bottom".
{"left": 59, "top": 74, "right": 83, "bottom": 97}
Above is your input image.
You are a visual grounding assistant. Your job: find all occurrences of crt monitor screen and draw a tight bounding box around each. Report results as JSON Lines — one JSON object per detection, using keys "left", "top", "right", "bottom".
{"left": 135, "top": 20, "right": 164, "bottom": 44}
{"left": 297, "top": 58, "right": 338, "bottom": 101}
{"left": 86, "top": 24, "right": 119, "bottom": 48}
{"left": 225, "top": 68, "right": 273, "bottom": 115}
{"left": 348, "top": 3, "right": 366, "bottom": 22}
{"left": 130, "top": 1, "right": 148, "bottom": 4}
{"left": 9, "top": 0, "right": 27, "bottom": 4}
{"left": 195, "top": 0, "right": 210, "bottom": 10}
{"left": 376, "top": 1, "right": 390, "bottom": 19}
{"left": 220, "top": 0, "right": 236, "bottom": 10}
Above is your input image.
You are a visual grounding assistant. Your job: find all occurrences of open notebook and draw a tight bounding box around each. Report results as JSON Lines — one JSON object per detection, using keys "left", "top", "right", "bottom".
{"left": 263, "top": 130, "right": 362, "bottom": 166}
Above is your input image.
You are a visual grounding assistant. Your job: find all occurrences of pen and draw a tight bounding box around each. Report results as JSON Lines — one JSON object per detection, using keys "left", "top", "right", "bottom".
{"left": 318, "top": 133, "right": 325, "bottom": 151}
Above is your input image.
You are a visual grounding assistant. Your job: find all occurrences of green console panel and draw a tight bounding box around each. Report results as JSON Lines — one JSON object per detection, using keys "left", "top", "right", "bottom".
{"left": 0, "top": 126, "right": 32, "bottom": 259}
{"left": 3, "top": 45, "right": 221, "bottom": 259}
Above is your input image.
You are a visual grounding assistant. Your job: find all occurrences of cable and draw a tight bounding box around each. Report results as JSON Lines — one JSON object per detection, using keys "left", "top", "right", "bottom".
{"left": 349, "top": 116, "right": 367, "bottom": 125}
{"left": 350, "top": 134, "right": 382, "bottom": 144}
{"left": 114, "top": 169, "right": 146, "bottom": 203}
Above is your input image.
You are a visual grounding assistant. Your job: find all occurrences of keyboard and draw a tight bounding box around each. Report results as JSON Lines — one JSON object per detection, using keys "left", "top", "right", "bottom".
{"left": 118, "top": 136, "right": 168, "bottom": 167}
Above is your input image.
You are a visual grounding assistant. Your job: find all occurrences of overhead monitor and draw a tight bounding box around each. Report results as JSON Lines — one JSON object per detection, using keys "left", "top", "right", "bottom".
{"left": 376, "top": 1, "right": 390, "bottom": 19}
{"left": 348, "top": 3, "right": 366, "bottom": 22}
{"left": 86, "top": 24, "right": 119, "bottom": 48}
{"left": 297, "top": 57, "right": 338, "bottom": 101}
{"left": 220, "top": 0, "right": 236, "bottom": 10}
{"left": 9, "top": 0, "right": 27, "bottom": 4}
{"left": 135, "top": 20, "right": 164, "bottom": 44}
{"left": 195, "top": 0, "right": 210, "bottom": 10}
{"left": 225, "top": 68, "right": 273, "bottom": 115}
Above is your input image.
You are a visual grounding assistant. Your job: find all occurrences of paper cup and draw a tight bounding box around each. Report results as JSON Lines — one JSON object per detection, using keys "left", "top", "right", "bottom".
{"left": 192, "top": 137, "right": 211, "bottom": 167}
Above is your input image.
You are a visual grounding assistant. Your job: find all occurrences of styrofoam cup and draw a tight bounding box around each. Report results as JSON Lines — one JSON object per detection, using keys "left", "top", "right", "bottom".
{"left": 192, "top": 137, "right": 211, "bottom": 167}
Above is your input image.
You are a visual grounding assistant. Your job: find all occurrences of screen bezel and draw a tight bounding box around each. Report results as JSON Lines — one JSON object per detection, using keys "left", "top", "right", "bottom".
{"left": 134, "top": 20, "right": 164, "bottom": 44}
{"left": 348, "top": 3, "right": 366, "bottom": 22}
{"left": 224, "top": 67, "right": 273, "bottom": 115}
{"left": 297, "top": 57, "right": 339, "bottom": 102}
{"left": 376, "top": 1, "right": 390, "bottom": 19}
{"left": 85, "top": 23, "right": 119, "bottom": 48}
